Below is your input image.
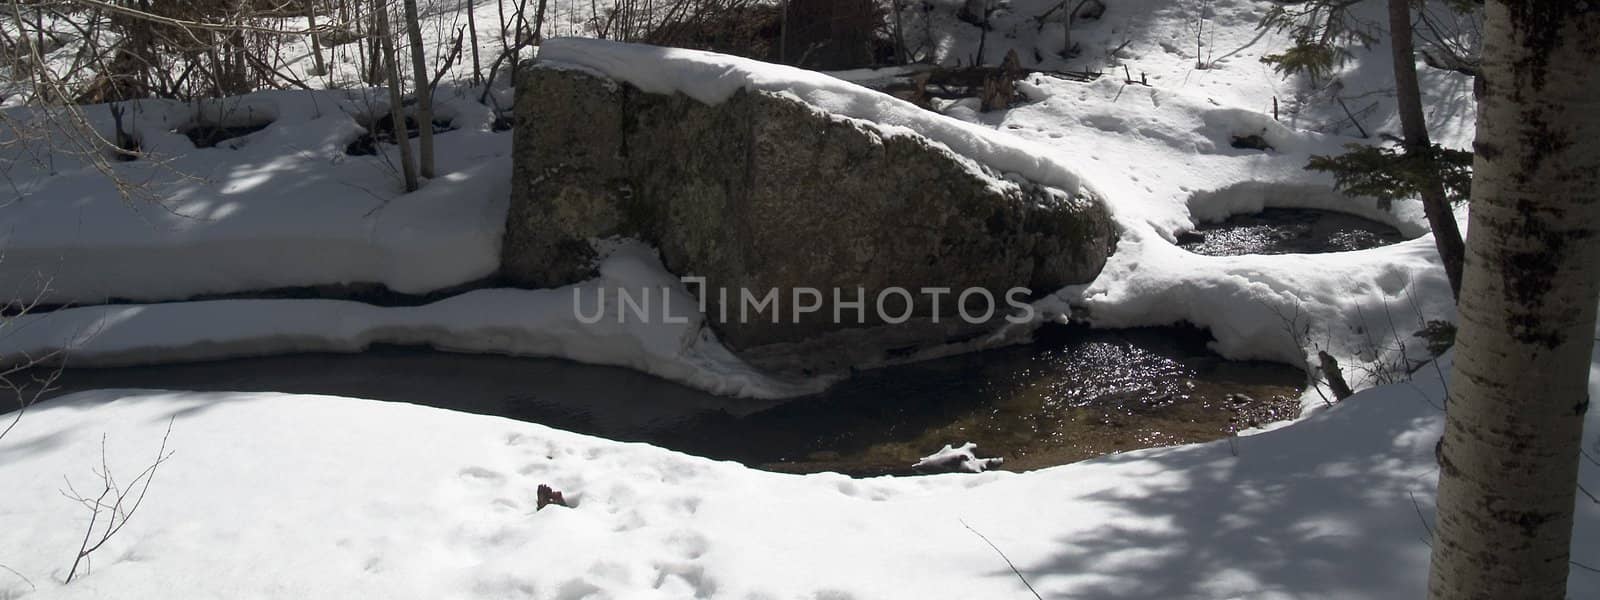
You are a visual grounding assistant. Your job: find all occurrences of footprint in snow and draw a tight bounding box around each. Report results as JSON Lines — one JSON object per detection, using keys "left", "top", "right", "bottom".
{"left": 663, "top": 529, "right": 710, "bottom": 559}
{"left": 457, "top": 466, "right": 506, "bottom": 484}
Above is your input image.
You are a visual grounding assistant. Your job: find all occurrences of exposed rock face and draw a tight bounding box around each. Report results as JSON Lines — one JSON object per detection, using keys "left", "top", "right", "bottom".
{"left": 504, "top": 63, "right": 1116, "bottom": 372}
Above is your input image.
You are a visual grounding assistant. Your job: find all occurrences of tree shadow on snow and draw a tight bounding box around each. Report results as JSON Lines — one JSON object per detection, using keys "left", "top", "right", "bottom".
{"left": 998, "top": 388, "right": 1448, "bottom": 598}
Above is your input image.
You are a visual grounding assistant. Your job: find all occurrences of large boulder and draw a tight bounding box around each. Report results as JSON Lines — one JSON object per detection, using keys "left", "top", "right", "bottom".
{"left": 503, "top": 62, "right": 1115, "bottom": 373}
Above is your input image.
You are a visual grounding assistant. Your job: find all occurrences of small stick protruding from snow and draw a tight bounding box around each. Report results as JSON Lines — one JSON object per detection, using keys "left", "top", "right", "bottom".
{"left": 0, "top": 564, "right": 34, "bottom": 593}
{"left": 61, "top": 418, "right": 176, "bottom": 584}
{"left": 960, "top": 519, "right": 1043, "bottom": 600}
{"left": 536, "top": 484, "right": 568, "bottom": 510}
{"left": 1319, "top": 351, "right": 1353, "bottom": 401}
{"left": 1336, "top": 97, "right": 1369, "bottom": 138}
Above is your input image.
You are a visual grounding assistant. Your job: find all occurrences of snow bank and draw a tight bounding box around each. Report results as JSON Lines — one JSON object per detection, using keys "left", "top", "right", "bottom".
{"left": 890, "top": 0, "right": 1477, "bottom": 147}
{"left": 539, "top": 38, "right": 1459, "bottom": 404}
{"left": 0, "top": 243, "right": 823, "bottom": 399}
{"left": 1185, "top": 181, "right": 1430, "bottom": 238}
{"left": 538, "top": 37, "right": 1101, "bottom": 202}
{"left": 3, "top": 1, "right": 1477, "bottom": 403}
{"left": 1017, "top": 74, "right": 1458, "bottom": 399}
{"left": 0, "top": 88, "right": 510, "bottom": 305}
{"left": 2, "top": 350, "right": 1595, "bottom": 598}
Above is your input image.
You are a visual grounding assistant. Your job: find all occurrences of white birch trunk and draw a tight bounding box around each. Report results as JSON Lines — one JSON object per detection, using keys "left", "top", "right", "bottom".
{"left": 1427, "top": 3, "right": 1600, "bottom": 598}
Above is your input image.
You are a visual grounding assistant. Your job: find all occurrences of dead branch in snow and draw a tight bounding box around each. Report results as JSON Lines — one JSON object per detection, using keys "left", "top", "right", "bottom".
{"left": 60, "top": 418, "right": 176, "bottom": 584}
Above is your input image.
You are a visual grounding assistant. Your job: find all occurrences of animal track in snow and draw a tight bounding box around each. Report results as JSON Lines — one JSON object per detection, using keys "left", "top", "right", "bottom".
{"left": 554, "top": 577, "right": 602, "bottom": 600}
{"left": 457, "top": 466, "right": 505, "bottom": 484}
{"left": 663, "top": 529, "right": 710, "bottom": 559}
{"left": 652, "top": 562, "right": 716, "bottom": 598}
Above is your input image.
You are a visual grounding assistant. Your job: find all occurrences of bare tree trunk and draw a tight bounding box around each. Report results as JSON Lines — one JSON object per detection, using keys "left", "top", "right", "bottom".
{"left": 890, "top": 0, "right": 907, "bottom": 64}
{"left": 974, "top": 0, "right": 991, "bottom": 66}
{"left": 306, "top": 0, "right": 327, "bottom": 75}
{"left": 352, "top": 0, "right": 367, "bottom": 81}
{"left": 1427, "top": 2, "right": 1600, "bottom": 598}
{"left": 513, "top": 0, "right": 530, "bottom": 49}
{"left": 497, "top": 0, "right": 509, "bottom": 56}
{"left": 505, "top": 0, "right": 543, "bottom": 87}
{"left": 532, "top": 0, "right": 547, "bottom": 43}
{"left": 364, "top": 0, "right": 384, "bottom": 84}
{"left": 401, "top": 0, "right": 433, "bottom": 178}
{"left": 465, "top": 0, "right": 481, "bottom": 85}
{"left": 1063, "top": 1, "right": 1072, "bottom": 59}
{"left": 1388, "top": 0, "right": 1465, "bottom": 300}
{"left": 376, "top": 0, "right": 418, "bottom": 192}
{"left": 131, "top": 0, "right": 157, "bottom": 93}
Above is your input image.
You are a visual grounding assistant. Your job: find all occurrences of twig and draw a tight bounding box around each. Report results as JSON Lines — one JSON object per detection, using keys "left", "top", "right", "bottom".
{"left": 1402, "top": 278, "right": 1452, "bottom": 408}
{"left": 62, "top": 418, "right": 176, "bottom": 584}
{"left": 67, "top": 0, "right": 347, "bottom": 37}
{"left": 1409, "top": 490, "right": 1433, "bottom": 547}
{"left": 429, "top": 26, "right": 467, "bottom": 93}
{"left": 1336, "top": 96, "right": 1369, "bottom": 138}
{"left": 960, "top": 519, "right": 1043, "bottom": 600}
{"left": 0, "top": 563, "right": 34, "bottom": 592}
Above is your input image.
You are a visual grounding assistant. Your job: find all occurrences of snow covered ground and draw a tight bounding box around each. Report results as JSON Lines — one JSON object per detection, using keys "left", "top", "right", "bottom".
{"left": 0, "top": 89, "right": 510, "bottom": 305}
{"left": 5, "top": 24, "right": 1462, "bottom": 403}
{"left": 0, "top": 242, "right": 822, "bottom": 399}
{"left": 1, "top": 0, "right": 1473, "bottom": 400}
{"left": 2, "top": 350, "right": 1596, "bottom": 598}
{"left": 538, "top": 36, "right": 1456, "bottom": 401}
{"left": 6, "top": 1, "right": 1584, "bottom": 598}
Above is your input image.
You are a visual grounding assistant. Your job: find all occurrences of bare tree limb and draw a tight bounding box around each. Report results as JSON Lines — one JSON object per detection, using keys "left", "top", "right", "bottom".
{"left": 61, "top": 418, "right": 176, "bottom": 584}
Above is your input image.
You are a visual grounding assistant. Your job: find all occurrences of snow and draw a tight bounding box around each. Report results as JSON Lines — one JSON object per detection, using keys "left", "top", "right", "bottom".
{"left": 533, "top": 34, "right": 1462, "bottom": 406}
{"left": 539, "top": 37, "right": 1100, "bottom": 201}
{"left": 2, "top": 350, "right": 1596, "bottom": 598}
{"left": 893, "top": 0, "right": 1479, "bottom": 148}
{"left": 0, "top": 57, "right": 1453, "bottom": 403}
{"left": 0, "top": 0, "right": 1479, "bottom": 404}
{"left": 0, "top": 59, "right": 822, "bottom": 400}
{"left": 4, "top": 2, "right": 1570, "bottom": 598}
{"left": 0, "top": 89, "right": 510, "bottom": 305}
{"left": 0, "top": 242, "right": 823, "bottom": 400}
{"left": 914, "top": 442, "right": 1004, "bottom": 473}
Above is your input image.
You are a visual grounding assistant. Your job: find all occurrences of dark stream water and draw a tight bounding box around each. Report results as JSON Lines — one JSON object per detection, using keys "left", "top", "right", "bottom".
{"left": 1179, "top": 208, "right": 1405, "bottom": 256}
{"left": 38, "top": 323, "right": 1305, "bottom": 477}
